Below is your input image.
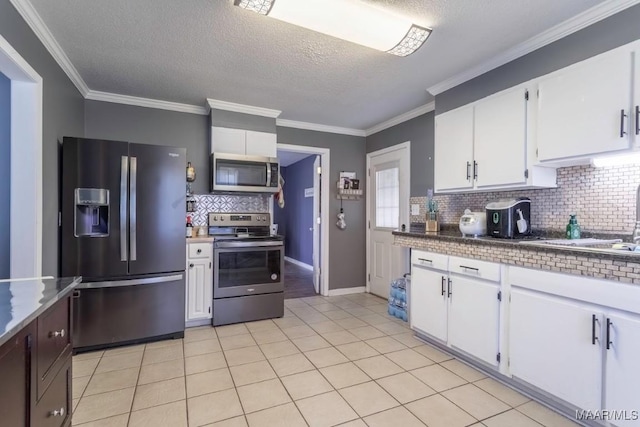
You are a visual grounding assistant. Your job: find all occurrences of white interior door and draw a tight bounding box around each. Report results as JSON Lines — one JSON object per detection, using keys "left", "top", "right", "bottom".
{"left": 312, "top": 155, "right": 321, "bottom": 294}
{"left": 368, "top": 144, "right": 410, "bottom": 298}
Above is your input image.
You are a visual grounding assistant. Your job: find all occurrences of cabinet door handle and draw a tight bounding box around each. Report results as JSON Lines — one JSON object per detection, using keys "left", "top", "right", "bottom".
{"left": 591, "top": 314, "right": 599, "bottom": 345}
{"left": 189, "top": 263, "right": 194, "bottom": 268}
{"left": 473, "top": 161, "right": 478, "bottom": 180}
{"left": 466, "top": 162, "right": 471, "bottom": 180}
{"left": 635, "top": 105, "right": 639, "bottom": 136}
{"left": 441, "top": 276, "right": 446, "bottom": 296}
{"left": 606, "top": 318, "right": 613, "bottom": 350}
{"left": 49, "top": 329, "right": 65, "bottom": 338}
{"left": 418, "top": 258, "right": 433, "bottom": 265}
{"left": 620, "top": 109, "right": 628, "bottom": 138}
{"left": 447, "top": 278, "right": 452, "bottom": 298}
{"left": 50, "top": 407, "right": 65, "bottom": 417}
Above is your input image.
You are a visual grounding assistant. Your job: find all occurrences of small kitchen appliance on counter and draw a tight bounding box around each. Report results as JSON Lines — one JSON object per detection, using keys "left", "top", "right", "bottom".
{"left": 459, "top": 209, "right": 487, "bottom": 237}
{"left": 485, "top": 197, "right": 532, "bottom": 238}
{"left": 208, "top": 212, "right": 284, "bottom": 326}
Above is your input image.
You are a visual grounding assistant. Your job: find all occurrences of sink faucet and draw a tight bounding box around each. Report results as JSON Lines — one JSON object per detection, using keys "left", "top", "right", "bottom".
{"left": 634, "top": 184, "right": 640, "bottom": 243}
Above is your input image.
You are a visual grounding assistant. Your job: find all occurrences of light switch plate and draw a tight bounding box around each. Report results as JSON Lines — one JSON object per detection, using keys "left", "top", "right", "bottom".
{"left": 411, "top": 204, "right": 420, "bottom": 215}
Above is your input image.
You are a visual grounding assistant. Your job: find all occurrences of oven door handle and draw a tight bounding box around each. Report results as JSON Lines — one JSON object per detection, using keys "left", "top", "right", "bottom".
{"left": 215, "top": 241, "right": 284, "bottom": 248}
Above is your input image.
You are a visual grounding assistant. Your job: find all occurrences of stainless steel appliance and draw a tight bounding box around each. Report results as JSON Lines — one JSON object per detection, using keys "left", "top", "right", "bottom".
{"left": 210, "top": 153, "right": 279, "bottom": 193}
{"left": 209, "top": 212, "right": 284, "bottom": 326}
{"left": 61, "top": 137, "right": 186, "bottom": 352}
{"left": 485, "top": 197, "right": 531, "bottom": 238}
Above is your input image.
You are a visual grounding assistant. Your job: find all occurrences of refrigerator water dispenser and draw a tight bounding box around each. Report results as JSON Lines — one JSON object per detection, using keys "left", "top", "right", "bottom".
{"left": 74, "top": 188, "right": 110, "bottom": 237}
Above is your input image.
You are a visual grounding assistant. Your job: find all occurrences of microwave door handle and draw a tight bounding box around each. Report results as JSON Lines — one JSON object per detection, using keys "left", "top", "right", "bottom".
{"left": 266, "top": 163, "right": 272, "bottom": 187}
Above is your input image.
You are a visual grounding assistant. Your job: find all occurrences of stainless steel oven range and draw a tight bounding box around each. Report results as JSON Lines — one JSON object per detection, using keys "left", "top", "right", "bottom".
{"left": 209, "top": 212, "right": 284, "bottom": 326}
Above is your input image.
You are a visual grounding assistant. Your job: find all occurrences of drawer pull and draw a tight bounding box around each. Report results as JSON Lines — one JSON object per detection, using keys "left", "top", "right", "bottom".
{"left": 197, "top": 249, "right": 202, "bottom": 254}
{"left": 49, "top": 329, "right": 65, "bottom": 338}
{"left": 459, "top": 265, "right": 480, "bottom": 274}
{"left": 50, "top": 407, "right": 65, "bottom": 417}
{"left": 418, "top": 258, "right": 433, "bottom": 264}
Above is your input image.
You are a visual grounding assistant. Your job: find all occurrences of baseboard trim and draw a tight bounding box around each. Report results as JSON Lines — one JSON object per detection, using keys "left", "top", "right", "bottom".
{"left": 185, "top": 319, "right": 212, "bottom": 328}
{"left": 328, "top": 286, "right": 366, "bottom": 296}
{"left": 284, "top": 257, "right": 313, "bottom": 271}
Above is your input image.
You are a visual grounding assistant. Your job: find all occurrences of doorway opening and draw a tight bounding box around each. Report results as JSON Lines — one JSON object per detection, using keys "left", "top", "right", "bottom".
{"left": 274, "top": 144, "right": 330, "bottom": 298}
{"left": 0, "top": 35, "right": 43, "bottom": 280}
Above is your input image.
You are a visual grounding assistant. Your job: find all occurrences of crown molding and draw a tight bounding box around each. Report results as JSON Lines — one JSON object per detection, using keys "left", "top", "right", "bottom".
{"left": 206, "top": 98, "right": 282, "bottom": 118}
{"left": 364, "top": 102, "right": 435, "bottom": 136}
{"left": 276, "top": 119, "right": 366, "bottom": 137}
{"left": 427, "top": 0, "right": 640, "bottom": 96}
{"left": 10, "top": 0, "right": 89, "bottom": 96}
{"left": 86, "top": 90, "right": 208, "bottom": 115}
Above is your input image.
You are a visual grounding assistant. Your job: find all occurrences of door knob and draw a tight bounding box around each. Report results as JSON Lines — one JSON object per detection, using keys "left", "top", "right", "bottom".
{"left": 50, "top": 329, "right": 65, "bottom": 338}
{"left": 50, "top": 407, "right": 65, "bottom": 417}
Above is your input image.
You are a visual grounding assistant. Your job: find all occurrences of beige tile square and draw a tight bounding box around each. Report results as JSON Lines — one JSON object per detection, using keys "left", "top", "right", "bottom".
{"left": 334, "top": 317, "right": 367, "bottom": 329}
{"left": 268, "top": 353, "right": 315, "bottom": 377}
{"left": 441, "top": 359, "right": 486, "bottom": 382}
{"left": 319, "top": 362, "right": 371, "bottom": 389}
{"left": 335, "top": 341, "right": 379, "bottom": 361}
{"left": 363, "top": 406, "right": 426, "bottom": 427}
{"left": 475, "top": 378, "right": 530, "bottom": 407}
{"left": 220, "top": 334, "right": 258, "bottom": 351}
{"left": 73, "top": 350, "right": 104, "bottom": 362}
{"left": 322, "top": 310, "right": 353, "bottom": 321}
{"left": 204, "top": 416, "right": 248, "bottom": 427}
{"left": 282, "top": 325, "right": 317, "bottom": 339}
{"left": 72, "top": 387, "right": 135, "bottom": 425}
{"left": 73, "top": 358, "right": 101, "bottom": 378}
{"left": 410, "top": 364, "right": 467, "bottom": 392}
{"left": 310, "top": 320, "right": 344, "bottom": 334}
{"left": 389, "top": 332, "right": 424, "bottom": 348}
{"left": 413, "top": 344, "right": 452, "bottom": 363}
{"left": 128, "top": 400, "right": 188, "bottom": 427}
{"left": 296, "top": 391, "right": 358, "bottom": 427}
{"left": 321, "top": 330, "right": 360, "bottom": 346}
{"left": 245, "top": 319, "right": 278, "bottom": 333}
{"left": 349, "top": 307, "right": 375, "bottom": 317}
{"left": 517, "top": 401, "right": 580, "bottom": 427}
{"left": 245, "top": 402, "right": 306, "bottom": 427}
{"left": 260, "top": 340, "right": 300, "bottom": 359}
{"left": 72, "top": 398, "right": 80, "bottom": 414}
{"left": 142, "top": 344, "right": 184, "bottom": 365}
{"left": 349, "top": 326, "right": 385, "bottom": 340}
{"left": 365, "top": 336, "right": 407, "bottom": 354}
{"left": 73, "top": 375, "right": 91, "bottom": 399}
{"left": 406, "top": 394, "right": 476, "bottom": 427}
{"left": 281, "top": 370, "right": 333, "bottom": 400}
{"left": 273, "top": 316, "right": 305, "bottom": 329}
{"left": 484, "top": 409, "right": 544, "bottom": 427}
{"left": 73, "top": 414, "right": 129, "bottom": 426}
{"left": 132, "top": 377, "right": 186, "bottom": 411}
{"left": 300, "top": 296, "right": 328, "bottom": 306}
{"left": 299, "top": 313, "right": 330, "bottom": 324}
{"left": 185, "top": 327, "right": 218, "bottom": 343}
{"left": 185, "top": 351, "right": 227, "bottom": 375}
{"left": 225, "top": 346, "right": 266, "bottom": 367}
{"left": 145, "top": 339, "right": 183, "bottom": 350}
{"left": 359, "top": 313, "right": 393, "bottom": 326}
{"left": 236, "top": 378, "right": 291, "bottom": 413}
{"left": 312, "top": 303, "right": 340, "bottom": 313}
{"left": 443, "top": 384, "right": 510, "bottom": 419}
{"left": 186, "top": 368, "right": 234, "bottom": 398}
{"left": 95, "top": 352, "right": 143, "bottom": 374}
{"left": 215, "top": 323, "right": 249, "bottom": 337}
{"left": 376, "top": 372, "right": 436, "bottom": 404}
{"left": 250, "top": 329, "right": 288, "bottom": 345}
{"left": 84, "top": 367, "right": 139, "bottom": 396}
{"left": 284, "top": 298, "right": 309, "bottom": 308}
{"left": 386, "top": 348, "right": 434, "bottom": 370}
{"left": 304, "top": 347, "right": 349, "bottom": 368}
{"left": 374, "top": 322, "right": 409, "bottom": 335}
{"left": 187, "top": 389, "right": 244, "bottom": 426}
{"left": 103, "top": 344, "right": 145, "bottom": 357}
{"left": 229, "top": 360, "right": 277, "bottom": 386}
{"left": 291, "top": 335, "right": 331, "bottom": 352}
{"left": 185, "top": 338, "right": 222, "bottom": 357}
{"left": 338, "top": 381, "right": 399, "bottom": 417}
{"left": 138, "top": 358, "right": 184, "bottom": 385}
{"left": 335, "top": 420, "right": 367, "bottom": 427}
{"left": 354, "top": 355, "right": 403, "bottom": 379}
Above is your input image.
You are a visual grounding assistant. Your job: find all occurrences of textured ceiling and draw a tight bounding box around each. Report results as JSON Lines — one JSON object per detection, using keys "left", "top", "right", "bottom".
{"left": 28, "top": 0, "right": 603, "bottom": 129}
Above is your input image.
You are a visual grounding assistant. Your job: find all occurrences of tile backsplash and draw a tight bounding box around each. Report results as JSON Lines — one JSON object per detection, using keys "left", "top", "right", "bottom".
{"left": 411, "top": 164, "right": 640, "bottom": 234}
{"left": 189, "top": 194, "right": 270, "bottom": 226}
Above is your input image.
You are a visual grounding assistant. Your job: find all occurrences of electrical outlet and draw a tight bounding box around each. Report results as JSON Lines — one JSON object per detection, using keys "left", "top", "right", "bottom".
{"left": 411, "top": 204, "right": 420, "bottom": 215}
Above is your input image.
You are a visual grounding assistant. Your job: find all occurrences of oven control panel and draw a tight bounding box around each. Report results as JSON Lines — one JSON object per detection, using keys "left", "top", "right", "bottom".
{"left": 208, "top": 212, "right": 271, "bottom": 227}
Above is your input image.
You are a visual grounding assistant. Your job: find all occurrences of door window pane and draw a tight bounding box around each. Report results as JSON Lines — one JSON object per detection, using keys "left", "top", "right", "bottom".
{"left": 375, "top": 167, "right": 399, "bottom": 228}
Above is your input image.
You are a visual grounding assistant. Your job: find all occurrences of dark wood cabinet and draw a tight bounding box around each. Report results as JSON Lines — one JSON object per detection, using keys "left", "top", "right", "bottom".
{"left": 36, "top": 297, "right": 71, "bottom": 399}
{"left": 0, "top": 321, "right": 35, "bottom": 427}
{"left": 33, "top": 357, "right": 71, "bottom": 427}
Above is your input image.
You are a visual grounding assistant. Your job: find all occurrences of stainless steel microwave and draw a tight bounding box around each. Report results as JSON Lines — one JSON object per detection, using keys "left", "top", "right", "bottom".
{"left": 211, "top": 153, "right": 279, "bottom": 193}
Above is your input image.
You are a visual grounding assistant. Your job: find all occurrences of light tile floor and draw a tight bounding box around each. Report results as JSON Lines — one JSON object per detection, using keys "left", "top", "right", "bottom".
{"left": 71, "top": 293, "right": 580, "bottom": 427}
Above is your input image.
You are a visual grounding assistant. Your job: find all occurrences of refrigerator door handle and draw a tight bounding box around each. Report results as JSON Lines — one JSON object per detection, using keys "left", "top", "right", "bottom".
{"left": 76, "top": 274, "right": 184, "bottom": 289}
{"left": 120, "top": 156, "right": 129, "bottom": 261}
{"left": 130, "top": 156, "right": 138, "bottom": 261}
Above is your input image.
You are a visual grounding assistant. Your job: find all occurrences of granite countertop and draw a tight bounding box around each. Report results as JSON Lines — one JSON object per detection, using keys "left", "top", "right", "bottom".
{"left": 187, "top": 236, "right": 215, "bottom": 243}
{"left": 393, "top": 224, "right": 640, "bottom": 262}
{"left": 0, "top": 276, "right": 82, "bottom": 347}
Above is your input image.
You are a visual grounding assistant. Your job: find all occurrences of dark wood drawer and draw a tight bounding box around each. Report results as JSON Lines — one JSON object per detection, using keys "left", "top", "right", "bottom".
{"left": 37, "top": 297, "right": 71, "bottom": 399}
{"left": 0, "top": 321, "right": 34, "bottom": 427}
{"left": 34, "top": 357, "right": 71, "bottom": 427}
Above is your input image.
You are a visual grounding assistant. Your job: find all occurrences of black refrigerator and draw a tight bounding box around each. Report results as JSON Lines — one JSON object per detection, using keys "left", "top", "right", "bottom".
{"left": 61, "top": 137, "right": 186, "bottom": 352}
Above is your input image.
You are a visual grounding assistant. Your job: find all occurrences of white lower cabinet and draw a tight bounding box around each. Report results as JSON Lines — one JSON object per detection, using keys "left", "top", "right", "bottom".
{"left": 186, "top": 243, "right": 213, "bottom": 323}
{"left": 411, "top": 264, "right": 448, "bottom": 342}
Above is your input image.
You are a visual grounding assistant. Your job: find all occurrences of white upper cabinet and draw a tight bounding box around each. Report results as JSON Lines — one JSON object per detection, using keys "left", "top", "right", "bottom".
{"left": 536, "top": 45, "right": 635, "bottom": 162}
{"left": 211, "top": 126, "right": 277, "bottom": 157}
{"left": 434, "top": 105, "right": 474, "bottom": 192}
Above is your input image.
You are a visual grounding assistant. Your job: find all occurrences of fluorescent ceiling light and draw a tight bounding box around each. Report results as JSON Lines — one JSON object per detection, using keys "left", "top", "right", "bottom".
{"left": 234, "top": 0, "right": 431, "bottom": 56}
{"left": 592, "top": 152, "right": 640, "bottom": 167}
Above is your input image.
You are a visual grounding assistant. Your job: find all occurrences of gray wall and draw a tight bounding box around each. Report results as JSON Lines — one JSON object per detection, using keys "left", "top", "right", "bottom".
{"left": 437, "top": 4, "right": 640, "bottom": 114}
{"left": 0, "top": 0, "right": 85, "bottom": 276}
{"left": 85, "top": 100, "right": 210, "bottom": 194}
{"left": 366, "top": 112, "right": 434, "bottom": 197}
{"left": 210, "top": 109, "right": 277, "bottom": 133}
{"left": 0, "top": 72, "right": 9, "bottom": 278}
{"left": 277, "top": 127, "right": 367, "bottom": 290}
